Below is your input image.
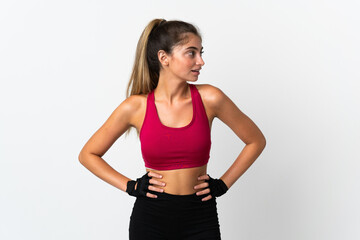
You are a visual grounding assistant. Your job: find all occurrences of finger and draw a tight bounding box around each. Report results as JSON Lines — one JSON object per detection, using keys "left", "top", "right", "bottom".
{"left": 194, "top": 182, "right": 209, "bottom": 190}
{"left": 146, "top": 192, "right": 158, "bottom": 198}
{"left": 149, "top": 179, "right": 166, "bottom": 187}
{"left": 197, "top": 174, "right": 209, "bottom": 181}
{"left": 148, "top": 185, "right": 164, "bottom": 193}
{"left": 148, "top": 171, "right": 163, "bottom": 179}
{"left": 201, "top": 194, "right": 212, "bottom": 202}
{"left": 195, "top": 188, "right": 210, "bottom": 196}
{"left": 197, "top": 174, "right": 206, "bottom": 180}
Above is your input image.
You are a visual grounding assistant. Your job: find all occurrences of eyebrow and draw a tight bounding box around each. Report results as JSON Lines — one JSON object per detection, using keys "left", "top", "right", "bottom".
{"left": 185, "top": 46, "right": 204, "bottom": 51}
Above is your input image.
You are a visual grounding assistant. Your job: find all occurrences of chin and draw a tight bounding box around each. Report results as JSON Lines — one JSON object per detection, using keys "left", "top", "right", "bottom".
{"left": 187, "top": 78, "right": 198, "bottom": 82}
{"left": 186, "top": 80, "right": 197, "bottom": 83}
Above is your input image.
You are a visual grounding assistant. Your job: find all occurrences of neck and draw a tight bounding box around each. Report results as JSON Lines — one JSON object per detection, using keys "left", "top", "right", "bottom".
{"left": 155, "top": 77, "right": 191, "bottom": 105}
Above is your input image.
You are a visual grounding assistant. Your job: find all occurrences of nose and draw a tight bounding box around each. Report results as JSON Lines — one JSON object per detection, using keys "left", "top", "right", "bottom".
{"left": 197, "top": 55, "right": 205, "bottom": 66}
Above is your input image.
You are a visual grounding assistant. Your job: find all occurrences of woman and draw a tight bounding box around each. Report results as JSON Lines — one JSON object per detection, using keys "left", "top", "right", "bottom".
{"left": 79, "top": 18, "right": 266, "bottom": 240}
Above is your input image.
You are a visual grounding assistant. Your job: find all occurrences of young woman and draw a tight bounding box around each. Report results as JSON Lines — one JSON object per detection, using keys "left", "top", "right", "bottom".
{"left": 79, "top": 18, "right": 266, "bottom": 240}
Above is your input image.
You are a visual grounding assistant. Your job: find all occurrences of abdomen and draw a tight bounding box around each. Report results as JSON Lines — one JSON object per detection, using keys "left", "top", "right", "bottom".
{"left": 146, "top": 164, "right": 208, "bottom": 195}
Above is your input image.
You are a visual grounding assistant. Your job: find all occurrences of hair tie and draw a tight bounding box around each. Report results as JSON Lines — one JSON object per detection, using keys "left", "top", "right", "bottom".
{"left": 159, "top": 19, "right": 166, "bottom": 26}
{"left": 151, "top": 19, "right": 166, "bottom": 34}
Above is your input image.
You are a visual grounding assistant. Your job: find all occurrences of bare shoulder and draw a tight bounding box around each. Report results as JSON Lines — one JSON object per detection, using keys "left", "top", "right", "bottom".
{"left": 123, "top": 94, "right": 146, "bottom": 110}
{"left": 115, "top": 94, "right": 140, "bottom": 118}
{"left": 95, "top": 93, "right": 146, "bottom": 135}
{"left": 122, "top": 94, "right": 147, "bottom": 127}
{"left": 193, "top": 83, "right": 227, "bottom": 116}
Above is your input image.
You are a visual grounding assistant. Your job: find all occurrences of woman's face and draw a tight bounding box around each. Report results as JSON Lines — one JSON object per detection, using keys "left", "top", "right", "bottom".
{"left": 163, "top": 33, "right": 205, "bottom": 82}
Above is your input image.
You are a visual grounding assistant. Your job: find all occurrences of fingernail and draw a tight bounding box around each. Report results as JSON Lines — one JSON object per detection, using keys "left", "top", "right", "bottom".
{"left": 162, "top": 183, "right": 165, "bottom": 186}
{"left": 194, "top": 186, "right": 197, "bottom": 189}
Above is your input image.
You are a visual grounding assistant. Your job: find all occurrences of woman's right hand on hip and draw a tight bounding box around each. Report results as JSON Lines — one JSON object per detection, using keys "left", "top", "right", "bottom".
{"left": 126, "top": 171, "right": 166, "bottom": 198}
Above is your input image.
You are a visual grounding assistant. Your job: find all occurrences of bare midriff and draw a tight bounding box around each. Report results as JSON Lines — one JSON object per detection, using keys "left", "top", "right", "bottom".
{"left": 145, "top": 164, "right": 208, "bottom": 195}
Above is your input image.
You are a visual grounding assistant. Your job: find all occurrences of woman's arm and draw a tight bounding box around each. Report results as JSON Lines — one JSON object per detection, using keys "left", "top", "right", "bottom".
{"left": 78, "top": 95, "right": 165, "bottom": 197}
{"left": 195, "top": 84, "right": 266, "bottom": 200}
{"left": 211, "top": 84, "right": 266, "bottom": 188}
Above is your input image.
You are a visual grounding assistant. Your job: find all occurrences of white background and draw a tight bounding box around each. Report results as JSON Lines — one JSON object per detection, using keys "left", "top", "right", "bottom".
{"left": 1, "top": 0, "right": 359, "bottom": 239}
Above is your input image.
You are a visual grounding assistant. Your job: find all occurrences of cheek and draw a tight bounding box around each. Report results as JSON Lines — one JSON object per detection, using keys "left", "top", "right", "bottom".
{"left": 180, "top": 60, "right": 193, "bottom": 70}
{"left": 172, "top": 57, "right": 192, "bottom": 72}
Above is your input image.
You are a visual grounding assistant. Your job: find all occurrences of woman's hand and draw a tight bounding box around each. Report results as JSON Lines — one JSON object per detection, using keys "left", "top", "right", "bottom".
{"left": 134, "top": 171, "right": 166, "bottom": 198}
{"left": 194, "top": 174, "right": 212, "bottom": 201}
{"left": 194, "top": 174, "right": 229, "bottom": 201}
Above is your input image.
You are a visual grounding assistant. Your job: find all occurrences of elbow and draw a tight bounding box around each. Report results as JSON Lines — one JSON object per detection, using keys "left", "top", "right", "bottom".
{"left": 254, "top": 136, "right": 266, "bottom": 150}
{"left": 245, "top": 135, "right": 266, "bottom": 148}
{"left": 78, "top": 151, "right": 86, "bottom": 164}
{"left": 260, "top": 137, "right": 266, "bottom": 152}
{"left": 260, "top": 135, "right": 266, "bottom": 148}
{"left": 78, "top": 151, "right": 101, "bottom": 165}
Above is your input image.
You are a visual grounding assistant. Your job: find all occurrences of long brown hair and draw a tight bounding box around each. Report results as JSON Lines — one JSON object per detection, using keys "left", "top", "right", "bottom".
{"left": 124, "top": 18, "right": 202, "bottom": 138}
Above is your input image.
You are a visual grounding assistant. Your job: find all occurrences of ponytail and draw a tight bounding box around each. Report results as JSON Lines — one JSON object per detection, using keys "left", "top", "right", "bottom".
{"left": 123, "top": 19, "right": 165, "bottom": 138}
{"left": 126, "top": 19, "right": 165, "bottom": 98}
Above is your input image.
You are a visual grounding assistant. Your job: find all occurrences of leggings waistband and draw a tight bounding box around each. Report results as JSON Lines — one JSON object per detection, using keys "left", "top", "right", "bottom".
{"left": 146, "top": 189, "right": 208, "bottom": 202}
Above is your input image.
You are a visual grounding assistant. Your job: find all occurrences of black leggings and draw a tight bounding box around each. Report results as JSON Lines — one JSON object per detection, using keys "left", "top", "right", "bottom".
{"left": 129, "top": 189, "right": 222, "bottom": 240}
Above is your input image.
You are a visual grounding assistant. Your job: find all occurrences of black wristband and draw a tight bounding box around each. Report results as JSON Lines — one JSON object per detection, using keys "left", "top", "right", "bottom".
{"left": 126, "top": 172, "right": 151, "bottom": 197}
{"left": 126, "top": 180, "right": 137, "bottom": 195}
{"left": 205, "top": 174, "right": 229, "bottom": 198}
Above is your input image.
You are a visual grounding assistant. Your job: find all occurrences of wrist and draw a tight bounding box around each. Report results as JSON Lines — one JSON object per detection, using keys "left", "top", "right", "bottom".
{"left": 126, "top": 180, "right": 136, "bottom": 194}
{"left": 219, "top": 178, "right": 229, "bottom": 190}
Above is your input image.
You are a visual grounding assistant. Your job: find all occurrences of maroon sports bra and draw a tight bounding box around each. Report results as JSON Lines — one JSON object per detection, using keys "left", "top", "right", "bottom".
{"left": 139, "top": 83, "right": 211, "bottom": 170}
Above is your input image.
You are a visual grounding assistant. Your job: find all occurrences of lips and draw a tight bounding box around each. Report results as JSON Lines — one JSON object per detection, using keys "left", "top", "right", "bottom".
{"left": 191, "top": 70, "right": 200, "bottom": 75}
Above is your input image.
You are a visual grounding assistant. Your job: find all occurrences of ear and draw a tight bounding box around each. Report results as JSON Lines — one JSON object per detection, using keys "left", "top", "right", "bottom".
{"left": 158, "top": 50, "right": 170, "bottom": 66}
